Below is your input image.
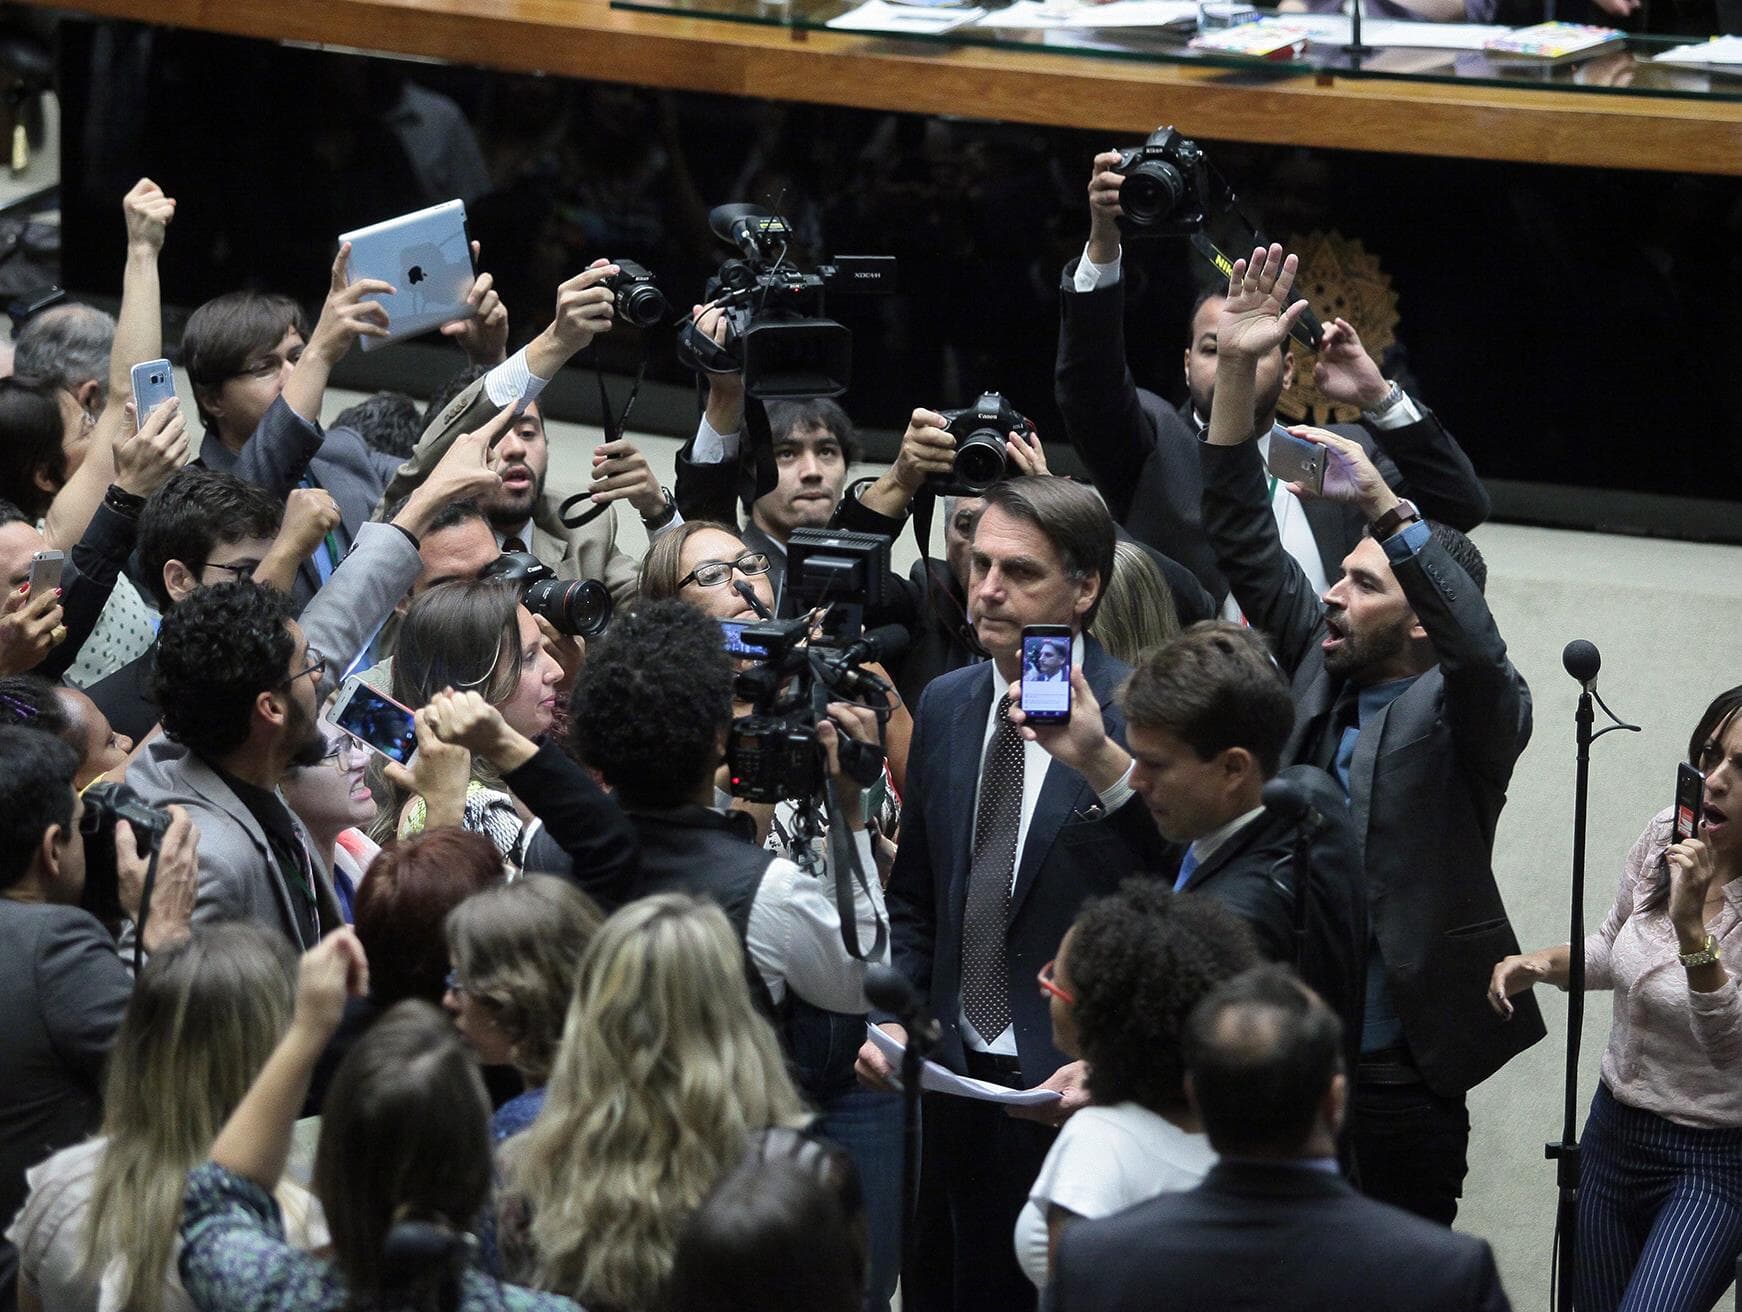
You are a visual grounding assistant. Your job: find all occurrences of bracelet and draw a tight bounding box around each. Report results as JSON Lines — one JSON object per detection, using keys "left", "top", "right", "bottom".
{"left": 1362, "top": 381, "right": 1405, "bottom": 419}
{"left": 1679, "top": 934, "right": 1721, "bottom": 968}
{"left": 641, "top": 487, "right": 677, "bottom": 530}
{"left": 104, "top": 484, "right": 146, "bottom": 516}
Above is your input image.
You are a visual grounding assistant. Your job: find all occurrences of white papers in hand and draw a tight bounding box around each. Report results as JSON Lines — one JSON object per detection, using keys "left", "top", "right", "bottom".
{"left": 826, "top": 0, "right": 988, "bottom": 32}
{"left": 866, "top": 1023, "right": 1064, "bottom": 1106}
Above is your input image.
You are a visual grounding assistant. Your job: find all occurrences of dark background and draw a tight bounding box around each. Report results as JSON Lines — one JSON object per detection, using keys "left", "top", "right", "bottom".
{"left": 50, "top": 18, "right": 1742, "bottom": 542}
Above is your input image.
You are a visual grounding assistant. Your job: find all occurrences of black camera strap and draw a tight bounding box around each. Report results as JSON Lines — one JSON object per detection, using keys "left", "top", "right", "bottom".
{"left": 556, "top": 356, "right": 649, "bottom": 531}
{"left": 810, "top": 676, "right": 888, "bottom": 964}
{"left": 132, "top": 843, "right": 162, "bottom": 976}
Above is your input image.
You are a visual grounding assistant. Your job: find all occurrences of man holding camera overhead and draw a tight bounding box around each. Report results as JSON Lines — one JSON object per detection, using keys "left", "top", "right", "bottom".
{"left": 377, "top": 259, "right": 680, "bottom": 607}
{"left": 1054, "top": 142, "right": 1491, "bottom": 618}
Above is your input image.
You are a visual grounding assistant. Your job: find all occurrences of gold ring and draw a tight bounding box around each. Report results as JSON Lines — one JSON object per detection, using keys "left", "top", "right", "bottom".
{"left": 49, "top": 624, "right": 68, "bottom": 646}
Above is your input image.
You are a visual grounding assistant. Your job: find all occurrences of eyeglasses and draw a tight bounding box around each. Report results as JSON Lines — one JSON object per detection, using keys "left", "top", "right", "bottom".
{"left": 283, "top": 650, "right": 328, "bottom": 689}
{"left": 233, "top": 350, "right": 301, "bottom": 383}
{"left": 317, "top": 734, "right": 364, "bottom": 766}
{"left": 195, "top": 560, "right": 259, "bottom": 582}
{"left": 444, "top": 968, "right": 466, "bottom": 997}
{"left": 1037, "top": 959, "right": 1076, "bottom": 1006}
{"left": 677, "top": 552, "right": 772, "bottom": 591}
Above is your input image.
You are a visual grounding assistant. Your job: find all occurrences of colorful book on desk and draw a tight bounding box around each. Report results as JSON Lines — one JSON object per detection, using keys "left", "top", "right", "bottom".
{"left": 1188, "top": 17, "right": 1311, "bottom": 58}
{"left": 1482, "top": 21, "right": 1624, "bottom": 60}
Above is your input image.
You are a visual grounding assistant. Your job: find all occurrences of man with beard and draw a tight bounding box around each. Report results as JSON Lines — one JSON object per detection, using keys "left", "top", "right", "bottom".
{"left": 1054, "top": 150, "right": 1491, "bottom": 619}
{"left": 1198, "top": 244, "right": 1542, "bottom": 1228}
{"left": 125, "top": 583, "right": 343, "bottom": 950}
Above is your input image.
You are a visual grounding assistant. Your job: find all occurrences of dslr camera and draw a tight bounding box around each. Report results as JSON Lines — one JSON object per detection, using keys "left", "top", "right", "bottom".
{"left": 482, "top": 550, "right": 612, "bottom": 640}
{"left": 79, "top": 780, "right": 171, "bottom": 924}
{"left": 1111, "top": 126, "right": 1210, "bottom": 237}
{"left": 677, "top": 204, "right": 896, "bottom": 399}
{"left": 602, "top": 258, "right": 669, "bottom": 328}
{"left": 926, "top": 391, "right": 1035, "bottom": 497}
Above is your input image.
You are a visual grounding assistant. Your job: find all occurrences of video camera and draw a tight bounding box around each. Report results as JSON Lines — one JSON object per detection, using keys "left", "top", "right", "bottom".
{"left": 926, "top": 391, "right": 1036, "bottom": 497}
{"left": 482, "top": 550, "right": 612, "bottom": 639}
{"left": 725, "top": 528, "right": 903, "bottom": 804}
{"left": 79, "top": 780, "right": 171, "bottom": 925}
{"left": 677, "top": 204, "right": 897, "bottom": 399}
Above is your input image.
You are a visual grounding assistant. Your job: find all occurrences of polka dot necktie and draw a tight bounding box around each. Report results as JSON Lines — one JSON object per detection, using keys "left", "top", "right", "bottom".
{"left": 963, "top": 693, "right": 1024, "bottom": 1044}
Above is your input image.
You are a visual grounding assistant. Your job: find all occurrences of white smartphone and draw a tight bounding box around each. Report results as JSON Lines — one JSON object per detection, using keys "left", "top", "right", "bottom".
{"left": 324, "top": 675, "right": 419, "bottom": 765}
{"left": 27, "top": 549, "right": 64, "bottom": 597}
{"left": 129, "top": 358, "right": 178, "bottom": 423}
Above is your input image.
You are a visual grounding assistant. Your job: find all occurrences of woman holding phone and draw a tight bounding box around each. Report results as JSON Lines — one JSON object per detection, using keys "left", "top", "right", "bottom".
{"left": 1490, "top": 685, "right": 1742, "bottom": 1312}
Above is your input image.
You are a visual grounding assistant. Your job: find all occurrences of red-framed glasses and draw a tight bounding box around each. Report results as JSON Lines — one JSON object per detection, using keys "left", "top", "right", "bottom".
{"left": 1037, "top": 958, "right": 1076, "bottom": 1006}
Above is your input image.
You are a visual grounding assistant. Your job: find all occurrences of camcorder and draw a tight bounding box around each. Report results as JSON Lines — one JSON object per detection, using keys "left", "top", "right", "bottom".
{"left": 79, "top": 780, "right": 171, "bottom": 926}
{"left": 481, "top": 550, "right": 612, "bottom": 640}
{"left": 726, "top": 528, "right": 901, "bottom": 805}
{"left": 677, "top": 204, "right": 897, "bottom": 399}
{"left": 602, "top": 258, "right": 669, "bottom": 328}
{"left": 926, "top": 391, "right": 1036, "bottom": 497}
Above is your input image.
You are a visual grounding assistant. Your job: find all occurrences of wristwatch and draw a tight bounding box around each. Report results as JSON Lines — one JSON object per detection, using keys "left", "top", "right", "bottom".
{"left": 1362, "top": 380, "right": 1406, "bottom": 420}
{"left": 1367, "top": 498, "right": 1421, "bottom": 540}
{"left": 641, "top": 486, "right": 677, "bottom": 531}
{"left": 1679, "top": 934, "right": 1722, "bottom": 968}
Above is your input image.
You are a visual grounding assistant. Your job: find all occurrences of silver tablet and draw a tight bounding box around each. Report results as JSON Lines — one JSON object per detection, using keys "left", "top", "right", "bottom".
{"left": 339, "top": 198, "right": 474, "bottom": 351}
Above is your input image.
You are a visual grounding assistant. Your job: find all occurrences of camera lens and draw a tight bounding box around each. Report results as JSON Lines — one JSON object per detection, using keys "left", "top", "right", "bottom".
{"left": 525, "top": 577, "right": 613, "bottom": 639}
{"left": 1120, "top": 160, "right": 1186, "bottom": 227}
{"left": 616, "top": 282, "right": 670, "bottom": 328}
{"left": 953, "top": 428, "right": 1009, "bottom": 494}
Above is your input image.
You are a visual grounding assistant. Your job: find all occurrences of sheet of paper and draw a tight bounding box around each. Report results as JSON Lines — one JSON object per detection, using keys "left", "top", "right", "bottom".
{"left": 976, "top": 0, "right": 1194, "bottom": 26}
{"left": 867, "top": 1023, "right": 1064, "bottom": 1107}
{"left": 1655, "top": 35, "right": 1742, "bottom": 65}
{"left": 1286, "top": 14, "right": 1510, "bottom": 49}
{"left": 826, "top": 0, "right": 987, "bottom": 32}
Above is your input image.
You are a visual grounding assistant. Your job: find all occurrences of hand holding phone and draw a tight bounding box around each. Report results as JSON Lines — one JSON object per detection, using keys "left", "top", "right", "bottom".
{"left": 1019, "top": 625, "right": 1073, "bottom": 724}
{"left": 129, "top": 358, "right": 178, "bottom": 424}
{"left": 27, "top": 550, "right": 64, "bottom": 598}
{"left": 1265, "top": 430, "right": 1326, "bottom": 496}
{"left": 324, "top": 676, "right": 419, "bottom": 765}
{"left": 1674, "top": 762, "right": 1705, "bottom": 845}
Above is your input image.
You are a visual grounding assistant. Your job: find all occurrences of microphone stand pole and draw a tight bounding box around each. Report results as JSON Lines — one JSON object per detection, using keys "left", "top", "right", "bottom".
{"left": 1547, "top": 642, "right": 1638, "bottom": 1312}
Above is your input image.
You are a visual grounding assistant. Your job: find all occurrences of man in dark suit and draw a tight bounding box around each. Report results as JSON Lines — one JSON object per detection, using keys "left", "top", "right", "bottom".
{"left": 1051, "top": 966, "right": 1512, "bottom": 1312}
{"left": 1199, "top": 244, "right": 1543, "bottom": 1225}
{"left": 1054, "top": 150, "right": 1491, "bottom": 614}
{"left": 856, "top": 476, "right": 1168, "bottom": 1312}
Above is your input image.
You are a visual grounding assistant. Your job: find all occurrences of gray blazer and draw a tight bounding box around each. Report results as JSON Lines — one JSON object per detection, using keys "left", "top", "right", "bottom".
{"left": 376, "top": 375, "right": 641, "bottom": 605}
{"left": 199, "top": 395, "right": 401, "bottom": 609}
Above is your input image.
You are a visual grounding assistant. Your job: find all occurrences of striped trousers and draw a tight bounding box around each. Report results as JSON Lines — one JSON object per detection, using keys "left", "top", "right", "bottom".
{"left": 1576, "top": 1082, "right": 1742, "bottom": 1312}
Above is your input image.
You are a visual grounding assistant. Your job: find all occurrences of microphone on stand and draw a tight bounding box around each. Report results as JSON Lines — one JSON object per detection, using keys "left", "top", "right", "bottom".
{"left": 1562, "top": 639, "right": 1601, "bottom": 690}
{"left": 1261, "top": 775, "right": 1314, "bottom": 825}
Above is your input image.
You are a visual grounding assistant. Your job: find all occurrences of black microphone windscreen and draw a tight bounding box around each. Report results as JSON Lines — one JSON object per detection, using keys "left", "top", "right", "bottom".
{"left": 864, "top": 964, "right": 921, "bottom": 1018}
{"left": 734, "top": 579, "right": 773, "bottom": 619}
{"left": 1260, "top": 776, "right": 1310, "bottom": 822}
{"left": 861, "top": 624, "right": 911, "bottom": 665}
{"left": 1562, "top": 639, "right": 1601, "bottom": 685}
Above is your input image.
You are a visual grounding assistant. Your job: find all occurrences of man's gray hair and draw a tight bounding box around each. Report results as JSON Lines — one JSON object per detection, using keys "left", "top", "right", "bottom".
{"left": 13, "top": 304, "right": 117, "bottom": 392}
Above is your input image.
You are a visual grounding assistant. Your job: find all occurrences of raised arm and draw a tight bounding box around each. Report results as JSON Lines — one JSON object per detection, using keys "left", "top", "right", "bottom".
{"left": 42, "top": 179, "right": 175, "bottom": 551}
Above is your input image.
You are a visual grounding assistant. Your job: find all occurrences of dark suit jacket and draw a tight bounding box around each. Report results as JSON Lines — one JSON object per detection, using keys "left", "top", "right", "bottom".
{"left": 1054, "top": 260, "right": 1491, "bottom": 606}
{"left": 1199, "top": 438, "right": 1544, "bottom": 1097}
{"left": 1051, "top": 1161, "right": 1512, "bottom": 1312}
{"left": 886, "top": 636, "right": 1172, "bottom": 1082}
{"left": 1180, "top": 764, "right": 1368, "bottom": 1067}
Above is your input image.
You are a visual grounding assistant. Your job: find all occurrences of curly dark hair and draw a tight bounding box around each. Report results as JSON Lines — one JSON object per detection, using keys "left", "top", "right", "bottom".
{"left": 151, "top": 582, "right": 297, "bottom": 758}
{"left": 1067, "top": 880, "right": 1260, "bottom": 1114}
{"left": 569, "top": 599, "right": 734, "bottom": 808}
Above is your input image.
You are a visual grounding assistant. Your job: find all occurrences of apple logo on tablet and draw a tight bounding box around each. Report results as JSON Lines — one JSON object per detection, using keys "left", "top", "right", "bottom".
{"left": 407, "top": 265, "right": 426, "bottom": 285}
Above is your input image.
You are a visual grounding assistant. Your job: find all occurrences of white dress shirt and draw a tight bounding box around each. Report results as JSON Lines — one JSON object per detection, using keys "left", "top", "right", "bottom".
{"left": 745, "top": 830, "right": 887, "bottom": 1013}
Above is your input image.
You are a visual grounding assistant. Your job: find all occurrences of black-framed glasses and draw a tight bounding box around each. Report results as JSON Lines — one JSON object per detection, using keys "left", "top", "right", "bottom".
{"left": 194, "top": 560, "right": 260, "bottom": 582}
{"left": 678, "top": 551, "right": 772, "bottom": 590}
{"left": 283, "top": 649, "right": 328, "bottom": 689}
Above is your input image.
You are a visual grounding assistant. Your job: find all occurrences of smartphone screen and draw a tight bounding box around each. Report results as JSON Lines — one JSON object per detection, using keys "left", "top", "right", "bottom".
{"left": 327, "top": 679, "right": 419, "bottom": 765}
{"left": 1674, "top": 762, "right": 1705, "bottom": 844}
{"left": 1020, "top": 627, "right": 1073, "bottom": 723}
{"left": 27, "top": 550, "right": 64, "bottom": 596}
{"left": 719, "top": 618, "right": 770, "bottom": 658}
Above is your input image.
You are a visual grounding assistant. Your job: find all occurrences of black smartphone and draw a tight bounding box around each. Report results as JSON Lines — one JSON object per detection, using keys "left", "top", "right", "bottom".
{"left": 1019, "top": 624, "right": 1073, "bottom": 724}
{"left": 1674, "top": 761, "right": 1705, "bottom": 844}
{"left": 325, "top": 676, "right": 419, "bottom": 765}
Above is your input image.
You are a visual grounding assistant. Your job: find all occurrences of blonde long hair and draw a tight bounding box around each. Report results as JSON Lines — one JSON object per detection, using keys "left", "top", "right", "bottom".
{"left": 505, "top": 893, "right": 809, "bottom": 1311}
{"left": 1095, "top": 538, "right": 1183, "bottom": 665}
{"left": 85, "top": 924, "right": 298, "bottom": 1312}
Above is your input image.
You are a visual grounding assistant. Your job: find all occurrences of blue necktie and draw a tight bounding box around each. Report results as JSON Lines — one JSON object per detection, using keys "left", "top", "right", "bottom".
{"left": 1174, "top": 846, "right": 1200, "bottom": 892}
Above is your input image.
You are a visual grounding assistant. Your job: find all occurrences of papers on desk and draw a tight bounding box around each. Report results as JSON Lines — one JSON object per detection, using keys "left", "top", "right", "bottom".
{"left": 1654, "top": 35, "right": 1742, "bottom": 66}
{"left": 825, "top": 0, "right": 986, "bottom": 32}
{"left": 975, "top": 0, "right": 1198, "bottom": 29}
{"left": 866, "top": 1023, "right": 1065, "bottom": 1107}
{"left": 1280, "top": 14, "right": 1508, "bottom": 49}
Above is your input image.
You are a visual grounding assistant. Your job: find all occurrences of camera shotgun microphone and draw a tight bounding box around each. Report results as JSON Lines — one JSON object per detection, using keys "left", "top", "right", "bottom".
{"left": 734, "top": 580, "right": 773, "bottom": 620}
{"left": 1562, "top": 639, "right": 1601, "bottom": 691}
{"left": 841, "top": 624, "right": 911, "bottom": 669}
